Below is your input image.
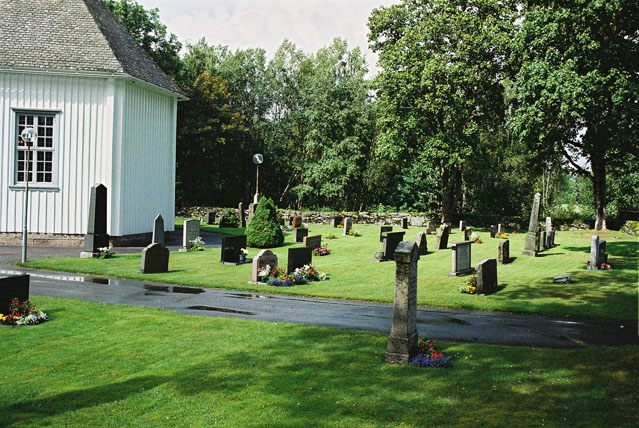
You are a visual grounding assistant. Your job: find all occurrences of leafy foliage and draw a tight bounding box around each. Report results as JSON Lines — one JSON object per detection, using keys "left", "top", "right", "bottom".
{"left": 219, "top": 208, "right": 239, "bottom": 228}
{"left": 246, "top": 197, "right": 284, "bottom": 248}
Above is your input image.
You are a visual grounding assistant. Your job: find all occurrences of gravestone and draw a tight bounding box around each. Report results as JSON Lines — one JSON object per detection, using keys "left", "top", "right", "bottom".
{"left": 248, "top": 203, "right": 257, "bottom": 223}
{"left": 497, "top": 224, "right": 503, "bottom": 234}
{"left": 294, "top": 227, "right": 308, "bottom": 243}
{"left": 588, "top": 235, "right": 600, "bottom": 270}
{"left": 206, "top": 212, "right": 216, "bottom": 225}
{"left": 331, "top": 216, "right": 343, "bottom": 228}
{"left": 288, "top": 216, "right": 293, "bottom": 226}
{"left": 287, "top": 247, "right": 313, "bottom": 273}
{"left": 292, "top": 217, "right": 303, "bottom": 229}
{"left": 535, "top": 226, "right": 542, "bottom": 252}
{"left": 250, "top": 249, "right": 278, "bottom": 283}
{"left": 545, "top": 231, "right": 553, "bottom": 248}
{"left": 522, "top": 192, "right": 542, "bottom": 257}
{"left": 434, "top": 224, "right": 450, "bottom": 250}
{"left": 449, "top": 241, "right": 474, "bottom": 276}
{"left": 550, "top": 230, "right": 556, "bottom": 246}
{"left": 372, "top": 231, "right": 406, "bottom": 262}
{"left": 546, "top": 216, "right": 552, "bottom": 232}
{"left": 498, "top": 239, "right": 510, "bottom": 264}
{"left": 541, "top": 230, "right": 547, "bottom": 250}
{"left": 401, "top": 217, "right": 408, "bottom": 229}
{"left": 238, "top": 202, "right": 246, "bottom": 228}
{"left": 599, "top": 240, "right": 608, "bottom": 265}
{"left": 476, "top": 259, "right": 498, "bottom": 293}
{"left": 152, "top": 214, "right": 165, "bottom": 245}
{"left": 0, "top": 274, "right": 29, "bottom": 314}
{"left": 342, "top": 217, "right": 353, "bottom": 236}
{"left": 216, "top": 215, "right": 224, "bottom": 225}
{"left": 140, "top": 243, "right": 169, "bottom": 274}
{"left": 464, "top": 227, "right": 471, "bottom": 241}
{"left": 416, "top": 232, "right": 428, "bottom": 255}
{"left": 82, "top": 183, "right": 109, "bottom": 257}
{"left": 181, "top": 219, "right": 200, "bottom": 251}
{"left": 220, "top": 235, "right": 248, "bottom": 265}
{"left": 380, "top": 226, "right": 393, "bottom": 242}
{"left": 425, "top": 221, "right": 436, "bottom": 234}
{"left": 385, "top": 241, "right": 420, "bottom": 364}
{"left": 279, "top": 218, "right": 285, "bottom": 226}
{"left": 459, "top": 220, "right": 466, "bottom": 232}
{"left": 490, "top": 225, "right": 496, "bottom": 238}
{"left": 303, "top": 234, "right": 322, "bottom": 250}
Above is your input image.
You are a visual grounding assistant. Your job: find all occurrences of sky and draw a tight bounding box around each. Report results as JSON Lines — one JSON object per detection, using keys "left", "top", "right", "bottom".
{"left": 136, "top": 0, "right": 400, "bottom": 74}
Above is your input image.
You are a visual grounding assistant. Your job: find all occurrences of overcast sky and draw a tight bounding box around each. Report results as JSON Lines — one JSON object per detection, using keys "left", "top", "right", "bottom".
{"left": 136, "top": 0, "right": 400, "bottom": 74}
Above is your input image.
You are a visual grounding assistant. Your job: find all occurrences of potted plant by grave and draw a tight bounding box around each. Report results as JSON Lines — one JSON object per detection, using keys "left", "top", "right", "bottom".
{"left": 240, "top": 248, "right": 248, "bottom": 262}
{"left": 246, "top": 197, "right": 284, "bottom": 248}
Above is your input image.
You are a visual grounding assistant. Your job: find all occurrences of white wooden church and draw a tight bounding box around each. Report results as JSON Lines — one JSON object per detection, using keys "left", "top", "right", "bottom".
{"left": 0, "top": 0, "right": 185, "bottom": 246}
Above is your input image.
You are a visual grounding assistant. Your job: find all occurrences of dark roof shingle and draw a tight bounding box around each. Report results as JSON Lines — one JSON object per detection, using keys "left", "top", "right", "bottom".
{"left": 0, "top": 0, "right": 182, "bottom": 96}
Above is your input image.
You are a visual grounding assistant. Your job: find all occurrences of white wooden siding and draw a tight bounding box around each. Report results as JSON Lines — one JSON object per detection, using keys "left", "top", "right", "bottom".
{"left": 0, "top": 71, "right": 112, "bottom": 235}
{"left": 114, "top": 80, "right": 176, "bottom": 236}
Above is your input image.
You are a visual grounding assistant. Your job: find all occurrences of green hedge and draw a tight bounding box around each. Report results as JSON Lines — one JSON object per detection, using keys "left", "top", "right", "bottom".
{"left": 246, "top": 197, "right": 284, "bottom": 248}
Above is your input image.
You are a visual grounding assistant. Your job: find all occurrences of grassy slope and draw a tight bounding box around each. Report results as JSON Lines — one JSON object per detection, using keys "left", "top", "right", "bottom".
{"left": 23, "top": 223, "right": 638, "bottom": 320}
{"left": 1, "top": 297, "right": 637, "bottom": 428}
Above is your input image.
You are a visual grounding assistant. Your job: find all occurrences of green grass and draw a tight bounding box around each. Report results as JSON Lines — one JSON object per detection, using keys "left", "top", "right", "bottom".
{"left": 1, "top": 297, "right": 637, "bottom": 427}
{"left": 22, "top": 223, "right": 639, "bottom": 320}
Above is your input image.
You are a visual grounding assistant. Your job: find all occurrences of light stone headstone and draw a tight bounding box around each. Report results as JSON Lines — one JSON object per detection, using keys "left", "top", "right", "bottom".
{"left": 251, "top": 249, "right": 278, "bottom": 283}
{"left": 546, "top": 217, "right": 552, "bottom": 232}
{"left": 303, "top": 234, "right": 322, "bottom": 250}
{"left": 238, "top": 202, "right": 246, "bottom": 228}
{"left": 449, "top": 241, "right": 474, "bottom": 276}
{"left": 476, "top": 258, "right": 498, "bottom": 293}
{"left": 342, "top": 217, "right": 353, "bottom": 236}
{"left": 287, "top": 247, "right": 313, "bottom": 273}
{"left": 380, "top": 226, "right": 393, "bottom": 242}
{"left": 140, "top": 243, "right": 169, "bottom": 274}
{"left": 152, "top": 214, "right": 164, "bottom": 245}
{"left": 386, "top": 241, "right": 420, "bottom": 364}
{"left": 522, "top": 192, "right": 541, "bottom": 257}
{"left": 294, "top": 227, "right": 308, "bottom": 243}
{"left": 416, "top": 232, "right": 428, "bottom": 255}
{"left": 459, "top": 220, "right": 466, "bottom": 232}
{"left": 248, "top": 203, "right": 257, "bottom": 223}
{"left": 434, "top": 224, "right": 450, "bottom": 250}
{"left": 588, "top": 235, "right": 600, "bottom": 270}
{"left": 182, "top": 219, "right": 200, "bottom": 251}
{"left": 498, "top": 239, "right": 510, "bottom": 264}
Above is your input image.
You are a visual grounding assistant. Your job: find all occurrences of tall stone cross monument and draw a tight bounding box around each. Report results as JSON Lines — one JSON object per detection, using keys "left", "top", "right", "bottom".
{"left": 522, "top": 192, "right": 541, "bottom": 257}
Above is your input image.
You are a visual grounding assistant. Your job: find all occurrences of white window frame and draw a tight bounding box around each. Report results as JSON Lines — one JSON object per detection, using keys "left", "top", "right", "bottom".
{"left": 12, "top": 109, "right": 59, "bottom": 189}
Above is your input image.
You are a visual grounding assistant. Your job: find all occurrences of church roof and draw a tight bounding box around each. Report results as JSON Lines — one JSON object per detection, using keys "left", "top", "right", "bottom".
{"left": 0, "top": 0, "right": 183, "bottom": 96}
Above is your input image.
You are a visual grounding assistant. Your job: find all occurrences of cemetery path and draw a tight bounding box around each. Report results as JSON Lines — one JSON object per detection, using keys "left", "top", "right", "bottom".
{"left": 2, "top": 266, "right": 637, "bottom": 349}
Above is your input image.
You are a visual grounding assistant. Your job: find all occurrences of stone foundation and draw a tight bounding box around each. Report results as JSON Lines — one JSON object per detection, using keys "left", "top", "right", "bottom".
{"left": 0, "top": 232, "right": 163, "bottom": 248}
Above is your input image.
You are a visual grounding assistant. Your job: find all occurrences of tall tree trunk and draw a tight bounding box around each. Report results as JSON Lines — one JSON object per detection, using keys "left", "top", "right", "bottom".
{"left": 591, "top": 160, "right": 607, "bottom": 230}
{"left": 440, "top": 164, "right": 461, "bottom": 224}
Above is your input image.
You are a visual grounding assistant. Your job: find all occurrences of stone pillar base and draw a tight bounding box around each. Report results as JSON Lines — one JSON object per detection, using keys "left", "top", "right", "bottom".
{"left": 385, "top": 332, "right": 418, "bottom": 364}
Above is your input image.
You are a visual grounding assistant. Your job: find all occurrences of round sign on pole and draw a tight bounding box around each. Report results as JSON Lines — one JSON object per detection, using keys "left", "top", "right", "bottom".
{"left": 20, "top": 127, "right": 38, "bottom": 146}
{"left": 252, "top": 153, "right": 263, "bottom": 165}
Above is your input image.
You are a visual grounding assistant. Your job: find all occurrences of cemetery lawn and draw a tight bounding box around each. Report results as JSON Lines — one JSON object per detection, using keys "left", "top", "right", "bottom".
{"left": 22, "top": 224, "right": 638, "bottom": 321}
{"left": 1, "top": 297, "right": 637, "bottom": 428}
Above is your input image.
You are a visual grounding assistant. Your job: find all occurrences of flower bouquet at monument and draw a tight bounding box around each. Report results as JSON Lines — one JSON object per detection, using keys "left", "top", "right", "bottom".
{"left": 459, "top": 274, "right": 478, "bottom": 294}
{"left": 313, "top": 243, "right": 331, "bottom": 256}
{"left": 1, "top": 299, "right": 50, "bottom": 326}
{"left": 409, "top": 339, "right": 453, "bottom": 368}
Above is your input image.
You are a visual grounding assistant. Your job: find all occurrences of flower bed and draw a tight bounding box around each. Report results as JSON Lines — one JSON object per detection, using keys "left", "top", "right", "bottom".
{"left": 313, "top": 243, "right": 331, "bottom": 256}
{"left": 459, "top": 274, "right": 478, "bottom": 294}
{"left": 1, "top": 299, "right": 50, "bottom": 326}
{"left": 409, "top": 339, "right": 453, "bottom": 368}
{"left": 257, "top": 264, "right": 328, "bottom": 287}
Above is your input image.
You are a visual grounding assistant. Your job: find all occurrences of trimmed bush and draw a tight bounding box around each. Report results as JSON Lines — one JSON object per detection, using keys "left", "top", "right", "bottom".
{"left": 247, "top": 197, "right": 284, "bottom": 248}
{"left": 620, "top": 220, "right": 639, "bottom": 236}
{"left": 219, "top": 208, "right": 239, "bottom": 228}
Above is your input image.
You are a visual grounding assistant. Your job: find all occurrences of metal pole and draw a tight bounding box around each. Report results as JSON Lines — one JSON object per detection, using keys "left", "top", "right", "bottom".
{"left": 256, "top": 164, "right": 259, "bottom": 196}
{"left": 21, "top": 145, "right": 30, "bottom": 263}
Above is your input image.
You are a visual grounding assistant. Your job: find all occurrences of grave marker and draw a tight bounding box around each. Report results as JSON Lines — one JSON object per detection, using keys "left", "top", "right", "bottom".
{"left": 152, "top": 214, "right": 164, "bottom": 245}
{"left": 181, "top": 219, "right": 200, "bottom": 251}
{"left": 205, "top": 212, "right": 216, "bottom": 225}
{"left": 248, "top": 203, "right": 257, "bottom": 223}
{"left": 464, "top": 227, "right": 471, "bottom": 241}
{"left": 342, "top": 217, "right": 353, "bottom": 236}
{"left": 541, "top": 230, "right": 547, "bottom": 250}
{"left": 459, "top": 220, "right": 466, "bottom": 232}
{"left": 238, "top": 202, "right": 246, "bottom": 228}
{"left": 294, "top": 227, "right": 308, "bottom": 243}
{"left": 303, "top": 234, "right": 322, "bottom": 250}
{"left": 250, "top": 249, "right": 278, "bottom": 283}
{"left": 490, "top": 225, "right": 496, "bottom": 238}
{"left": 497, "top": 224, "right": 503, "bottom": 234}
{"left": 287, "top": 247, "right": 313, "bottom": 273}
{"left": 141, "top": 243, "right": 169, "bottom": 274}
{"left": 0, "top": 274, "right": 29, "bottom": 314}
{"left": 588, "top": 235, "right": 600, "bottom": 270}
{"left": 380, "top": 226, "right": 393, "bottom": 242}
{"left": 546, "top": 216, "right": 552, "bottom": 232}
{"left": 434, "top": 224, "right": 450, "bottom": 250}
{"left": 449, "top": 241, "right": 474, "bottom": 276}
{"left": 401, "top": 217, "right": 408, "bottom": 229}
{"left": 292, "top": 217, "right": 303, "bottom": 229}
{"left": 331, "top": 216, "right": 343, "bottom": 228}
{"left": 81, "top": 183, "right": 109, "bottom": 257}
{"left": 220, "top": 235, "right": 248, "bottom": 265}
{"left": 498, "top": 239, "right": 510, "bottom": 264}
{"left": 372, "top": 231, "right": 406, "bottom": 262}
{"left": 522, "top": 192, "right": 541, "bottom": 257}
{"left": 476, "top": 259, "right": 498, "bottom": 293}
{"left": 599, "top": 240, "right": 608, "bottom": 265}
{"left": 385, "top": 241, "right": 420, "bottom": 364}
{"left": 416, "top": 232, "right": 428, "bottom": 255}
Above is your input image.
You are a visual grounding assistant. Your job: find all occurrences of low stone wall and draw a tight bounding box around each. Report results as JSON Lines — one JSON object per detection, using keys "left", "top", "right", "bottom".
{"left": 0, "top": 233, "right": 83, "bottom": 247}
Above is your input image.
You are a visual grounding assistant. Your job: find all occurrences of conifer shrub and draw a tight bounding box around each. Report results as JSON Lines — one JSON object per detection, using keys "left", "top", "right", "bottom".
{"left": 219, "top": 208, "right": 239, "bottom": 228}
{"left": 246, "top": 197, "right": 284, "bottom": 248}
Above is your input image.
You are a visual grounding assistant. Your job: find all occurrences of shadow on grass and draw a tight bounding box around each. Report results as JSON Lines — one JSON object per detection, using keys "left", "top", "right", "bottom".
{"left": 536, "top": 252, "right": 566, "bottom": 257}
{"left": 3, "top": 326, "right": 637, "bottom": 427}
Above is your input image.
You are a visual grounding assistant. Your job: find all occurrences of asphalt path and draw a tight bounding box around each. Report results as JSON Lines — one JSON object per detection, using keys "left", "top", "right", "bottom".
{"left": 2, "top": 266, "right": 637, "bottom": 349}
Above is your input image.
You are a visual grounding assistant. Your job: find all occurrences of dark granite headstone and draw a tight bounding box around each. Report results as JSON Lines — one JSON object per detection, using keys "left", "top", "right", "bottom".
{"left": 380, "top": 226, "right": 393, "bottom": 242}
{"left": 206, "top": 212, "right": 216, "bottom": 225}
{"left": 416, "top": 232, "right": 428, "bottom": 255}
{"left": 83, "top": 183, "right": 109, "bottom": 254}
{"left": 522, "top": 192, "right": 541, "bottom": 257}
{"left": 541, "top": 230, "right": 547, "bottom": 250}
{"left": 401, "top": 217, "right": 408, "bottom": 229}
{"left": 464, "top": 227, "right": 471, "bottom": 241}
{"left": 435, "top": 224, "right": 450, "bottom": 250}
{"left": 292, "top": 217, "right": 303, "bottom": 229}
{"left": 498, "top": 239, "right": 510, "bottom": 264}
{"left": 303, "top": 234, "right": 322, "bottom": 249}
{"left": 490, "top": 225, "right": 496, "bottom": 238}
{"left": 599, "top": 240, "right": 608, "bottom": 265}
{"left": 152, "top": 214, "right": 164, "bottom": 245}
{"left": 220, "top": 235, "right": 248, "bottom": 265}
{"left": 382, "top": 231, "right": 406, "bottom": 261}
{"left": 141, "top": 243, "right": 169, "bottom": 274}
{"left": 476, "top": 258, "right": 497, "bottom": 293}
{"left": 331, "top": 216, "right": 344, "bottom": 227}
{"left": 287, "top": 247, "right": 313, "bottom": 273}
{"left": 294, "top": 228, "right": 308, "bottom": 243}
{"left": 0, "top": 274, "right": 29, "bottom": 314}
{"left": 535, "top": 226, "right": 542, "bottom": 252}
{"left": 386, "top": 241, "right": 420, "bottom": 364}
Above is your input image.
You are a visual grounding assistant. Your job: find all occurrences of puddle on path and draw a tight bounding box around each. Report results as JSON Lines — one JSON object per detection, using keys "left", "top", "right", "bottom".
{"left": 226, "top": 292, "right": 268, "bottom": 299}
{"left": 142, "top": 284, "right": 204, "bottom": 294}
{"left": 90, "top": 277, "right": 109, "bottom": 284}
{"left": 187, "top": 305, "right": 256, "bottom": 316}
